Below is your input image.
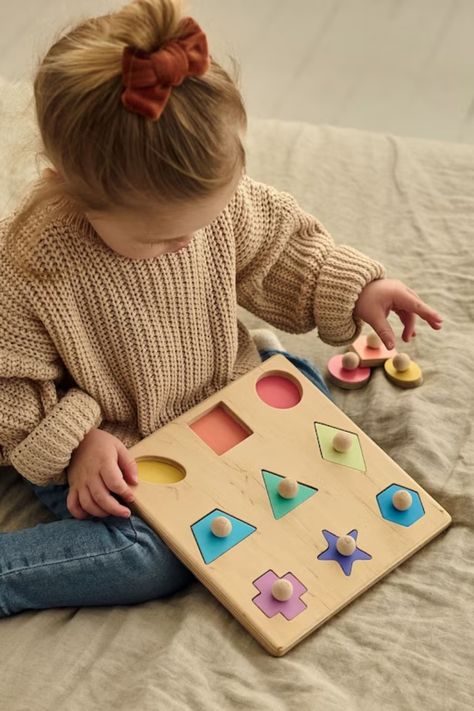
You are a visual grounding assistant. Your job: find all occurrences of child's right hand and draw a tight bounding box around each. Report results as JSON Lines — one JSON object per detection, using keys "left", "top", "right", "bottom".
{"left": 66, "top": 428, "right": 139, "bottom": 520}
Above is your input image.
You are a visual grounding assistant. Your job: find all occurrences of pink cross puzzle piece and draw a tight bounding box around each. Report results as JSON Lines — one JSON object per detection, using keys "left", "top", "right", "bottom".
{"left": 252, "top": 570, "right": 307, "bottom": 620}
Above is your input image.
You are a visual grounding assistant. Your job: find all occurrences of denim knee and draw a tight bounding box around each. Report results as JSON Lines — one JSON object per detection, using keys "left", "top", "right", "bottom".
{"left": 24, "top": 479, "right": 195, "bottom": 601}
{"left": 120, "top": 515, "right": 196, "bottom": 600}
{"left": 0, "top": 514, "right": 195, "bottom": 619}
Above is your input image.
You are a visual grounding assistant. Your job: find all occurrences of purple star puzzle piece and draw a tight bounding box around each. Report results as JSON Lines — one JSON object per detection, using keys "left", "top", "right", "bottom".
{"left": 317, "top": 529, "right": 372, "bottom": 576}
{"left": 252, "top": 570, "right": 307, "bottom": 620}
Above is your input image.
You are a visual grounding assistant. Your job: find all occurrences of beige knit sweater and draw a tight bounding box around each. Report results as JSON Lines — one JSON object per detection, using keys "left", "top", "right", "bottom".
{"left": 0, "top": 174, "right": 385, "bottom": 486}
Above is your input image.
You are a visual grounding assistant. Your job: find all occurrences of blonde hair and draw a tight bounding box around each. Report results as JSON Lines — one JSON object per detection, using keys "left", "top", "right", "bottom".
{"left": 6, "top": 0, "right": 247, "bottom": 273}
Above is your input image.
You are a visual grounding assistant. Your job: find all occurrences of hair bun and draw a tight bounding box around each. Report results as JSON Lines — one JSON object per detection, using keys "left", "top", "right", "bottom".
{"left": 121, "top": 16, "right": 210, "bottom": 120}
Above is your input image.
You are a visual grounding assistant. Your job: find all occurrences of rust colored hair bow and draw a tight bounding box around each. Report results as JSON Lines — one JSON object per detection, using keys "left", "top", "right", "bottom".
{"left": 121, "top": 16, "right": 210, "bottom": 120}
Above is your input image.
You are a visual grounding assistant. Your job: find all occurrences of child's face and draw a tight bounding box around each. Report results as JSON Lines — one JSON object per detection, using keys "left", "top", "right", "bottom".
{"left": 85, "top": 165, "right": 243, "bottom": 260}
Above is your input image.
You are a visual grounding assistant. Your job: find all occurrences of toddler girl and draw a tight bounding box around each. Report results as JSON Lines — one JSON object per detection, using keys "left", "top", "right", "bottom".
{"left": 0, "top": 0, "right": 442, "bottom": 618}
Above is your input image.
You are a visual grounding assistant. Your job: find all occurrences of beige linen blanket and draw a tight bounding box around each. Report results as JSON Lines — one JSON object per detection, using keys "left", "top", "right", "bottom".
{"left": 0, "top": 77, "right": 472, "bottom": 710}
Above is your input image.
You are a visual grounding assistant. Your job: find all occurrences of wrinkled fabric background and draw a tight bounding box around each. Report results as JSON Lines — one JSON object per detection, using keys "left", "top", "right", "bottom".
{"left": 0, "top": 77, "right": 472, "bottom": 711}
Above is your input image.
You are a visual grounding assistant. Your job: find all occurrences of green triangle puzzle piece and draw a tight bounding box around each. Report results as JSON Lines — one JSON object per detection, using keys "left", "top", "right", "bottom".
{"left": 262, "top": 470, "right": 318, "bottom": 519}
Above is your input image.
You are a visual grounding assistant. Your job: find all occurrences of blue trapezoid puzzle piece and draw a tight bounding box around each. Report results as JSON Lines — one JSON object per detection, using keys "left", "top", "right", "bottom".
{"left": 262, "top": 470, "right": 318, "bottom": 519}
{"left": 191, "top": 508, "right": 257, "bottom": 564}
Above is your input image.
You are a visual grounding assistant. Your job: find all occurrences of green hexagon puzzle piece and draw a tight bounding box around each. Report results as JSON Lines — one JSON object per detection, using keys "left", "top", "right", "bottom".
{"left": 314, "top": 422, "right": 366, "bottom": 471}
{"left": 262, "top": 470, "right": 318, "bottom": 519}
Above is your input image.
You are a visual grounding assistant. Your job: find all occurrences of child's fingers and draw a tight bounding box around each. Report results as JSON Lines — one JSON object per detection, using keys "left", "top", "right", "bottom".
{"left": 369, "top": 316, "right": 397, "bottom": 350}
{"left": 67, "top": 487, "right": 90, "bottom": 520}
{"left": 105, "top": 457, "right": 137, "bottom": 503}
{"left": 99, "top": 463, "right": 136, "bottom": 516}
{"left": 117, "top": 444, "right": 139, "bottom": 486}
{"left": 91, "top": 486, "right": 131, "bottom": 518}
{"left": 80, "top": 484, "right": 115, "bottom": 518}
{"left": 395, "top": 290, "right": 443, "bottom": 329}
{"left": 395, "top": 309, "right": 416, "bottom": 342}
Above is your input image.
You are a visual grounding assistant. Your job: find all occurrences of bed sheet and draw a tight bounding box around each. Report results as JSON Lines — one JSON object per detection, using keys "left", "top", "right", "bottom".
{"left": 0, "top": 77, "right": 472, "bottom": 711}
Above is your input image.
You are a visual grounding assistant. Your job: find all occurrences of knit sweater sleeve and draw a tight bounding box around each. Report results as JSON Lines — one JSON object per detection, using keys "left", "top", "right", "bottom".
{"left": 0, "top": 253, "right": 102, "bottom": 486}
{"left": 230, "top": 174, "right": 385, "bottom": 345}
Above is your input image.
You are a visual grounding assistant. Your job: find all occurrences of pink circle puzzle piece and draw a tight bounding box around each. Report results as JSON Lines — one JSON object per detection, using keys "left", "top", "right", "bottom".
{"left": 327, "top": 354, "right": 371, "bottom": 390}
{"left": 256, "top": 374, "right": 302, "bottom": 409}
{"left": 252, "top": 570, "right": 307, "bottom": 620}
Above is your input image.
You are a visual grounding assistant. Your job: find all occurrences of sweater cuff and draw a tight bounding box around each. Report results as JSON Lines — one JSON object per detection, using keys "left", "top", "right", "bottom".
{"left": 314, "top": 245, "right": 386, "bottom": 346}
{"left": 10, "top": 388, "right": 102, "bottom": 486}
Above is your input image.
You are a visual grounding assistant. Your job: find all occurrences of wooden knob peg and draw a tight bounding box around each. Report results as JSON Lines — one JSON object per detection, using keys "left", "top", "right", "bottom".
{"left": 341, "top": 352, "right": 360, "bottom": 371}
{"left": 271, "top": 578, "right": 293, "bottom": 601}
{"left": 336, "top": 535, "right": 356, "bottom": 556}
{"left": 332, "top": 431, "right": 353, "bottom": 453}
{"left": 392, "top": 489, "right": 413, "bottom": 511}
{"left": 392, "top": 353, "right": 411, "bottom": 372}
{"left": 211, "top": 516, "right": 232, "bottom": 537}
{"left": 278, "top": 478, "right": 299, "bottom": 499}
{"left": 366, "top": 332, "right": 382, "bottom": 349}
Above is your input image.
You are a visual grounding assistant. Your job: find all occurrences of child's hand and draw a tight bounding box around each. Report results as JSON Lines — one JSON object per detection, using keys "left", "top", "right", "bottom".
{"left": 66, "top": 428, "right": 139, "bottom": 520}
{"left": 354, "top": 278, "right": 443, "bottom": 350}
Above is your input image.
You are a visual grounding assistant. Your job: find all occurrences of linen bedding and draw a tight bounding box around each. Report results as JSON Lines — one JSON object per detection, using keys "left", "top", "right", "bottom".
{"left": 0, "top": 77, "right": 472, "bottom": 710}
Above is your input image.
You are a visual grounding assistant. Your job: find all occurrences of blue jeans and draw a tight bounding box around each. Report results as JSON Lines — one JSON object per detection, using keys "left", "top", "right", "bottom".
{"left": 0, "top": 351, "right": 331, "bottom": 618}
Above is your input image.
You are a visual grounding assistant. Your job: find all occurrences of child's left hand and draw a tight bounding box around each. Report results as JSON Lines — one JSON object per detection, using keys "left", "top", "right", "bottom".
{"left": 354, "top": 278, "right": 443, "bottom": 350}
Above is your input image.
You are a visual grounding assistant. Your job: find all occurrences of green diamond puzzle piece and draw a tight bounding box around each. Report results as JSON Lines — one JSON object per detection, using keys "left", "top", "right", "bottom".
{"left": 262, "top": 470, "right": 318, "bottom": 519}
{"left": 314, "top": 423, "right": 366, "bottom": 471}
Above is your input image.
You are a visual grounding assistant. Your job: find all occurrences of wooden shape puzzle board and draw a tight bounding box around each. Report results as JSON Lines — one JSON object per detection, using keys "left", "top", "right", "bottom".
{"left": 128, "top": 354, "right": 451, "bottom": 656}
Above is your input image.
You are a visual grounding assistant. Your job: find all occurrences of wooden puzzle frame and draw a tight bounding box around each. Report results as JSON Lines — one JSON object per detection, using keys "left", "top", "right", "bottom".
{"left": 128, "top": 354, "right": 451, "bottom": 656}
